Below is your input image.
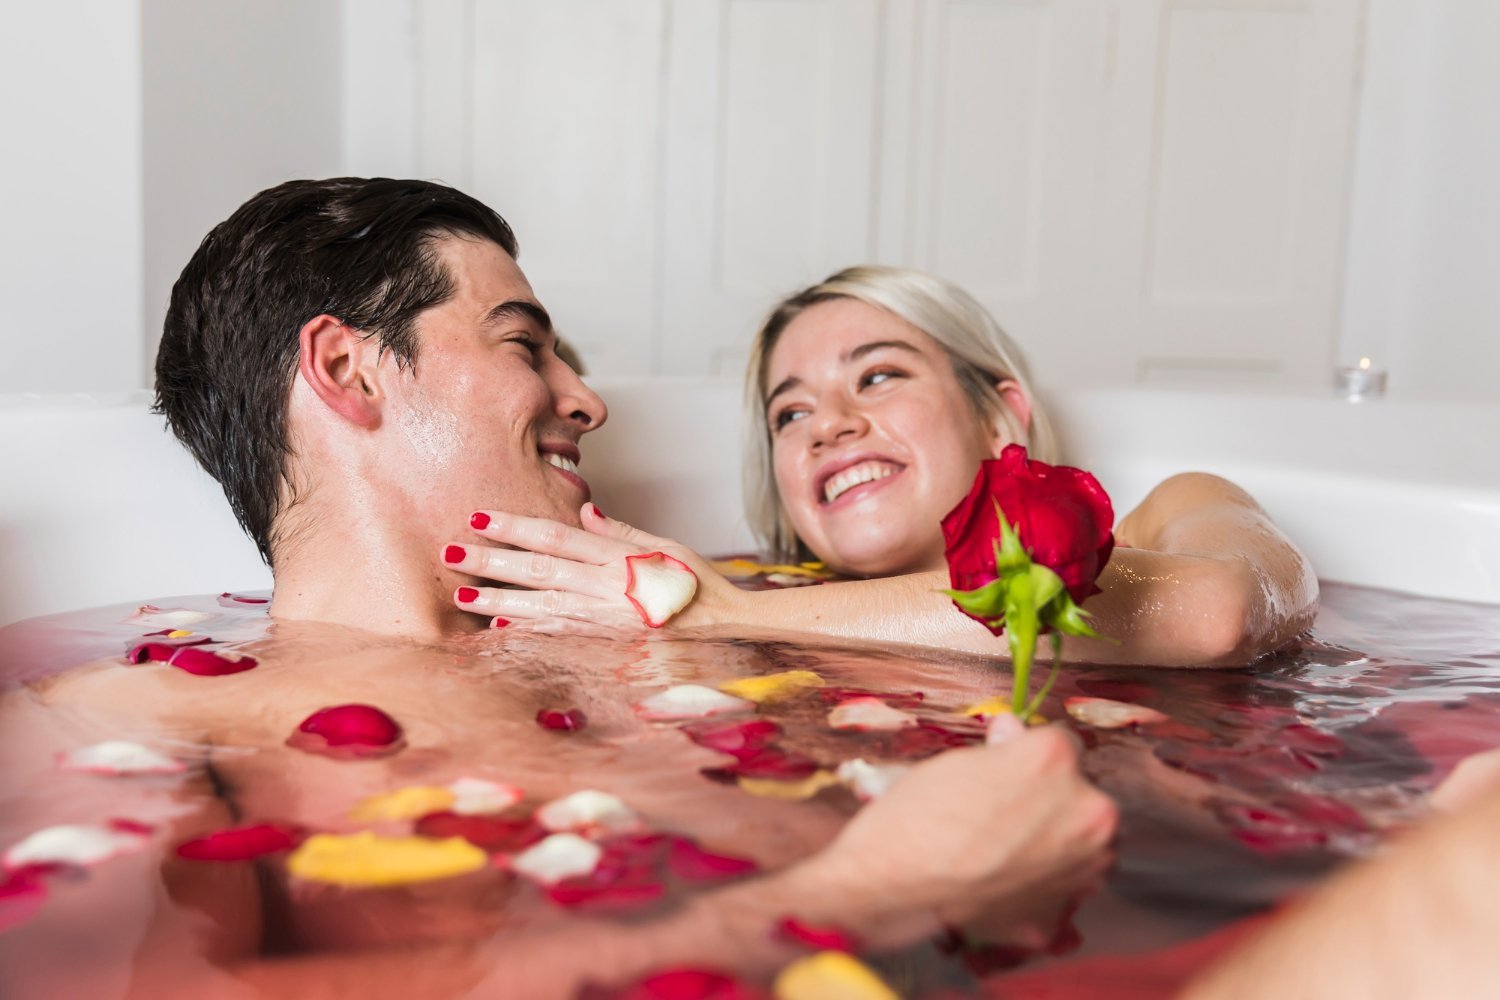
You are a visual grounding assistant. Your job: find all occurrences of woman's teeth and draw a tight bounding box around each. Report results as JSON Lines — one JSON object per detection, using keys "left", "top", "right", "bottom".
{"left": 543, "top": 453, "right": 579, "bottom": 476}
{"left": 823, "top": 462, "right": 898, "bottom": 503}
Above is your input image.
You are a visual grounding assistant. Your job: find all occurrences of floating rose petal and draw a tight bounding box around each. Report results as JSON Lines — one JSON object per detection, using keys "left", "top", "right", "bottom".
{"left": 536, "top": 790, "right": 639, "bottom": 835}
{"left": 132, "top": 630, "right": 212, "bottom": 649}
{"left": 537, "top": 708, "right": 589, "bottom": 732}
{"left": 624, "top": 552, "right": 699, "bottom": 627}
{"left": 287, "top": 832, "right": 487, "bottom": 887}
{"left": 817, "top": 688, "right": 926, "bottom": 708}
{"left": 175, "top": 822, "right": 305, "bottom": 861}
{"left": 0, "top": 867, "right": 48, "bottom": 933}
{"left": 581, "top": 968, "right": 770, "bottom": 1000}
{"left": 4, "top": 822, "right": 151, "bottom": 871}
{"left": 351, "top": 785, "right": 456, "bottom": 822}
{"left": 415, "top": 811, "right": 546, "bottom": 853}
{"left": 1279, "top": 724, "right": 1346, "bottom": 758}
{"left": 58, "top": 740, "right": 187, "bottom": 776}
{"left": 541, "top": 833, "right": 671, "bottom": 911}
{"left": 680, "top": 719, "right": 783, "bottom": 759}
{"left": 668, "top": 837, "right": 759, "bottom": 882}
{"left": 772, "top": 951, "right": 899, "bottom": 1000}
{"left": 738, "top": 771, "right": 839, "bottom": 801}
{"left": 637, "top": 685, "right": 753, "bottom": 722}
{"left": 287, "top": 704, "right": 405, "bottom": 759}
{"left": 511, "top": 833, "right": 604, "bottom": 886}
{"left": 1214, "top": 802, "right": 1331, "bottom": 855}
{"left": 889, "top": 720, "right": 984, "bottom": 759}
{"left": 124, "top": 606, "right": 212, "bottom": 630}
{"left": 961, "top": 696, "right": 1013, "bottom": 721}
{"left": 834, "top": 759, "right": 909, "bottom": 802}
{"left": 217, "top": 592, "right": 270, "bottom": 607}
{"left": 1065, "top": 697, "right": 1170, "bottom": 729}
{"left": 718, "top": 671, "right": 825, "bottom": 705}
{"left": 827, "top": 698, "right": 917, "bottom": 732}
{"left": 773, "top": 917, "right": 861, "bottom": 953}
{"left": 547, "top": 878, "right": 666, "bottom": 911}
{"left": 448, "top": 777, "right": 523, "bottom": 815}
{"left": 126, "top": 642, "right": 259, "bottom": 676}
{"left": 701, "top": 746, "right": 821, "bottom": 783}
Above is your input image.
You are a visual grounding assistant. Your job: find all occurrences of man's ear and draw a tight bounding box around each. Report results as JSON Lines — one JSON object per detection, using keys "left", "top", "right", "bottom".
{"left": 990, "top": 377, "right": 1033, "bottom": 455}
{"left": 298, "top": 315, "right": 384, "bottom": 428}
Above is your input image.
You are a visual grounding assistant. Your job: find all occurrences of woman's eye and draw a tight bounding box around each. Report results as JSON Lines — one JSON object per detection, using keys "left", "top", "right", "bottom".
{"left": 772, "top": 408, "right": 808, "bottom": 431}
{"left": 860, "top": 368, "right": 903, "bottom": 389}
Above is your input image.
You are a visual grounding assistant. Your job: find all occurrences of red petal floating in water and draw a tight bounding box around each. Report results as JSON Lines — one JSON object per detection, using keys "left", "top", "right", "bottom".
{"left": 1275, "top": 792, "right": 1369, "bottom": 833}
{"left": 416, "top": 812, "right": 548, "bottom": 853}
{"left": 700, "top": 746, "right": 820, "bottom": 782}
{"left": 1215, "top": 802, "right": 1328, "bottom": 854}
{"left": 218, "top": 592, "right": 270, "bottom": 607}
{"left": 286, "top": 704, "right": 405, "bottom": 759}
{"left": 536, "top": 708, "right": 589, "bottom": 732}
{"left": 773, "top": 916, "right": 860, "bottom": 952}
{"left": 817, "top": 687, "right": 926, "bottom": 708}
{"left": 680, "top": 719, "right": 782, "bottom": 759}
{"left": 126, "top": 642, "right": 258, "bottom": 676}
{"left": 546, "top": 878, "right": 665, "bottom": 911}
{"left": 580, "top": 968, "right": 768, "bottom": 1000}
{"left": 107, "top": 818, "right": 155, "bottom": 836}
{"left": 0, "top": 867, "right": 48, "bottom": 933}
{"left": 543, "top": 836, "right": 667, "bottom": 911}
{"left": 176, "top": 823, "right": 305, "bottom": 861}
{"left": 667, "top": 837, "right": 758, "bottom": 882}
{"left": 135, "top": 631, "right": 213, "bottom": 648}
{"left": 1278, "top": 724, "right": 1345, "bottom": 757}
{"left": 889, "top": 720, "right": 984, "bottom": 759}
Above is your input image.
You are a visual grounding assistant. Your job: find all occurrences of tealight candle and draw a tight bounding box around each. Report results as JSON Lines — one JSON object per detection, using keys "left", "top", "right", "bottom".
{"left": 1335, "top": 357, "right": 1387, "bottom": 400}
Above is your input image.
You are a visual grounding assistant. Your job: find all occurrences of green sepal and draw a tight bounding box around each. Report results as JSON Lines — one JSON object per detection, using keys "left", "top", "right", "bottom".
{"left": 1043, "top": 591, "right": 1103, "bottom": 640}
{"left": 942, "top": 578, "right": 1008, "bottom": 622}
{"left": 994, "top": 504, "right": 1030, "bottom": 575}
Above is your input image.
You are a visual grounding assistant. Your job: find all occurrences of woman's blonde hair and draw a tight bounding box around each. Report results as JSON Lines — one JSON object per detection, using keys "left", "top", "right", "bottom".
{"left": 744, "top": 265, "right": 1057, "bottom": 562}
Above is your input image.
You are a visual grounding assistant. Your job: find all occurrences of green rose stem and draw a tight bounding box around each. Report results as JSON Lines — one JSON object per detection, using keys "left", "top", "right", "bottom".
{"left": 944, "top": 506, "right": 1102, "bottom": 720}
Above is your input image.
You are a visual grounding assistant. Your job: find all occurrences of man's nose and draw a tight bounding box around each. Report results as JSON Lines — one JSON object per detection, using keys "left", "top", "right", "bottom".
{"left": 810, "top": 398, "right": 867, "bottom": 448}
{"left": 554, "top": 365, "right": 608, "bottom": 431}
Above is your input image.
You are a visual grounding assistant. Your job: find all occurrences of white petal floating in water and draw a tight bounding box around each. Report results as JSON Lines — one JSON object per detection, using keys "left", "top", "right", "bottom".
{"left": 535, "top": 790, "right": 638, "bottom": 835}
{"left": 124, "top": 606, "right": 212, "bottom": 630}
{"left": 448, "top": 777, "right": 524, "bottom": 816}
{"left": 1064, "top": 697, "right": 1170, "bottom": 730}
{"left": 3, "top": 822, "right": 151, "bottom": 871}
{"left": 510, "top": 833, "right": 603, "bottom": 886}
{"left": 636, "top": 684, "right": 754, "bottom": 721}
{"left": 835, "top": 759, "right": 910, "bottom": 802}
{"left": 623, "top": 552, "right": 699, "bottom": 627}
{"left": 58, "top": 741, "right": 188, "bottom": 776}
{"left": 827, "top": 697, "right": 918, "bottom": 732}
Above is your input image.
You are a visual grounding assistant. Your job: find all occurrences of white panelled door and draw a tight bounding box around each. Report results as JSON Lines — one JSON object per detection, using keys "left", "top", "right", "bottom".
{"left": 409, "top": 0, "right": 1363, "bottom": 387}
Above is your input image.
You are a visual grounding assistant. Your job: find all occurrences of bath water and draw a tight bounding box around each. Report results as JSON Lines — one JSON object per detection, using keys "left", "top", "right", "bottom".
{"left": 1, "top": 582, "right": 1497, "bottom": 996}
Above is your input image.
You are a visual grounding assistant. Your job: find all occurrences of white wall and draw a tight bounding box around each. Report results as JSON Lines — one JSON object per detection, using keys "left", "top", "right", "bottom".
{"left": 0, "top": 0, "right": 144, "bottom": 393}
{"left": 1340, "top": 0, "right": 1500, "bottom": 400}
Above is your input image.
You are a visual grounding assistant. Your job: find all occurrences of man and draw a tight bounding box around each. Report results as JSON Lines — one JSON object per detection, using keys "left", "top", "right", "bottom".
{"left": 0, "top": 179, "right": 1115, "bottom": 997}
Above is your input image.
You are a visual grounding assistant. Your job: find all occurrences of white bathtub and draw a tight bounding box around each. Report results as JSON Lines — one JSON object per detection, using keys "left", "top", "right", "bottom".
{"left": 1, "top": 382, "right": 1496, "bottom": 626}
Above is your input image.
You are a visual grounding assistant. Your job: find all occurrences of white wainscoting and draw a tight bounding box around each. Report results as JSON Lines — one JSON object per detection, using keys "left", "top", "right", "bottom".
{"left": 389, "top": 0, "right": 1364, "bottom": 387}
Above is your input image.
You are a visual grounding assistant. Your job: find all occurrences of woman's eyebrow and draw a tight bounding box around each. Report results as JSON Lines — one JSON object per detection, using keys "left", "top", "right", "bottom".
{"left": 766, "top": 376, "right": 802, "bottom": 409}
{"left": 766, "top": 340, "right": 924, "bottom": 408}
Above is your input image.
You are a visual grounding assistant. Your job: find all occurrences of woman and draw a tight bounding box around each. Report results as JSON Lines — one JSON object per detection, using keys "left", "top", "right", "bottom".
{"left": 446, "top": 266, "right": 1317, "bottom": 667}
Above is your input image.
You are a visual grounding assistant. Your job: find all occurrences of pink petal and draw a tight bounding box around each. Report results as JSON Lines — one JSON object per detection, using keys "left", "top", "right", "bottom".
{"left": 4, "top": 823, "right": 151, "bottom": 870}
{"left": 889, "top": 720, "right": 984, "bottom": 759}
{"left": 124, "top": 606, "right": 212, "bottom": 629}
{"left": 447, "top": 777, "right": 524, "bottom": 815}
{"left": 700, "top": 746, "right": 821, "bottom": 783}
{"left": 624, "top": 552, "right": 699, "bottom": 627}
{"left": 667, "top": 837, "right": 759, "bottom": 882}
{"left": 826, "top": 697, "right": 918, "bottom": 732}
{"left": 536, "top": 790, "right": 639, "bottom": 835}
{"left": 286, "top": 704, "right": 405, "bottom": 759}
{"left": 415, "top": 812, "right": 547, "bottom": 853}
{"left": 217, "top": 592, "right": 270, "bottom": 607}
{"left": 511, "top": 833, "right": 603, "bottom": 885}
{"left": 773, "top": 916, "right": 861, "bottom": 953}
{"left": 175, "top": 823, "right": 305, "bottom": 861}
{"left": 0, "top": 867, "right": 48, "bottom": 933}
{"left": 1064, "top": 697, "right": 1170, "bottom": 730}
{"left": 579, "top": 968, "right": 769, "bottom": 1000}
{"left": 817, "top": 688, "right": 926, "bottom": 708}
{"left": 126, "top": 642, "right": 258, "bottom": 676}
{"left": 636, "top": 685, "right": 753, "bottom": 722}
{"left": 680, "top": 719, "right": 783, "bottom": 759}
{"left": 58, "top": 741, "right": 187, "bottom": 776}
{"left": 537, "top": 708, "right": 589, "bottom": 732}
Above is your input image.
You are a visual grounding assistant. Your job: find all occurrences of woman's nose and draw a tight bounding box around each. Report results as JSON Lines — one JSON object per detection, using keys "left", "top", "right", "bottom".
{"left": 809, "top": 398, "right": 867, "bottom": 448}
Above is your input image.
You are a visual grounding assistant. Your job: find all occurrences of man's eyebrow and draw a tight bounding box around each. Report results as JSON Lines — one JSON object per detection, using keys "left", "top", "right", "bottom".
{"left": 766, "top": 339, "right": 924, "bottom": 408}
{"left": 482, "top": 299, "right": 553, "bottom": 333}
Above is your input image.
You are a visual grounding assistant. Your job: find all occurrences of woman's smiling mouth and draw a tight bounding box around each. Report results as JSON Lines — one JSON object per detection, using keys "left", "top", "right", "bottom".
{"left": 820, "top": 459, "right": 905, "bottom": 505}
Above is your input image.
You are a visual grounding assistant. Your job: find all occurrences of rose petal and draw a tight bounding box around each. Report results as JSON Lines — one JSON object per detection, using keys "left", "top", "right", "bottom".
{"left": 547, "top": 878, "right": 666, "bottom": 910}
{"left": 448, "top": 777, "right": 524, "bottom": 815}
{"left": 827, "top": 697, "right": 917, "bottom": 732}
{"left": 817, "top": 688, "right": 926, "bottom": 708}
{"left": 4, "top": 823, "right": 151, "bottom": 871}
{"left": 1065, "top": 697, "right": 1170, "bottom": 730}
{"left": 960, "top": 696, "right": 1013, "bottom": 721}
{"left": 717, "top": 671, "right": 825, "bottom": 704}
{"left": 680, "top": 719, "right": 783, "bottom": 759}
{"left": 773, "top": 917, "right": 861, "bottom": 953}
{"left": 834, "top": 759, "right": 909, "bottom": 802}
{"left": 286, "top": 704, "right": 405, "bottom": 759}
{"left": 537, "top": 708, "right": 589, "bottom": 732}
{"left": 124, "top": 606, "right": 212, "bottom": 629}
{"left": 536, "top": 790, "right": 639, "bottom": 835}
{"left": 58, "top": 740, "right": 187, "bottom": 776}
{"left": 217, "top": 592, "right": 270, "bottom": 607}
{"left": 637, "top": 685, "right": 753, "bottom": 722}
{"left": 414, "top": 812, "right": 547, "bottom": 852}
{"left": 0, "top": 868, "right": 49, "bottom": 933}
{"left": 700, "top": 746, "right": 822, "bottom": 783}
{"left": 888, "top": 720, "right": 984, "bottom": 759}
{"left": 772, "top": 951, "right": 900, "bottom": 1000}
{"left": 510, "top": 833, "right": 604, "bottom": 886}
{"left": 737, "top": 771, "right": 839, "bottom": 801}
{"left": 667, "top": 837, "right": 759, "bottom": 882}
{"left": 126, "top": 642, "right": 259, "bottom": 676}
{"left": 350, "top": 786, "right": 457, "bottom": 822}
{"left": 175, "top": 823, "right": 306, "bottom": 861}
{"left": 624, "top": 552, "right": 699, "bottom": 627}
{"left": 581, "top": 967, "right": 769, "bottom": 1000}
{"left": 287, "top": 831, "right": 488, "bottom": 887}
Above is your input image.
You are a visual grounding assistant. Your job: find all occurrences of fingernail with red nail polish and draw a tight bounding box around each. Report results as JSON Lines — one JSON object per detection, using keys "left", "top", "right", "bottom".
{"left": 491, "top": 617, "right": 510, "bottom": 629}
{"left": 589, "top": 503, "right": 606, "bottom": 520}
{"left": 470, "top": 512, "right": 491, "bottom": 530}
{"left": 443, "top": 545, "right": 466, "bottom": 564}
{"left": 456, "top": 587, "right": 480, "bottom": 604}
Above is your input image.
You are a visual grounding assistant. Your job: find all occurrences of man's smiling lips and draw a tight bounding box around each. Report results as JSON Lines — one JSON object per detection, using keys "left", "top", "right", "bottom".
{"left": 815, "top": 455, "right": 906, "bottom": 507}
{"left": 540, "top": 444, "right": 590, "bottom": 499}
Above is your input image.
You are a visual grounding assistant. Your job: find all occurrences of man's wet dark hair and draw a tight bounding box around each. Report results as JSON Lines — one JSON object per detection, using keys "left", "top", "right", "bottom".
{"left": 155, "top": 177, "right": 518, "bottom": 565}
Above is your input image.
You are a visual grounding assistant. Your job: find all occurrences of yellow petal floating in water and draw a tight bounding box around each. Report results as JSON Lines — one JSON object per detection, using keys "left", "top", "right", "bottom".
{"left": 773, "top": 951, "right": 900, "bottom": 1000}
{"left": 287, "top": 832, "right": 487, "bottom": 887}
{"left": 349, "top": 785, "right": 457, "bottom": 822}
{"left": 961, "top": 696, "right": 1013, "bottom": 719}
{"left": 165, "top": 630, "right": 195, "bottom": 639}
{"left": 718, "top": 670, "right": 825, "bottom": 704}
{"left": 710, "top": 559, "right": 832, "bottom": 580}
{"left": 738, "top": 770, "right": 840, "bottom": 801}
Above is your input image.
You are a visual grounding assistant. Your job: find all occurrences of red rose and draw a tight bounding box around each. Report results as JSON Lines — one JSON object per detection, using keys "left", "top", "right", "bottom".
{"left": 942, "top": 445, "right": 1115, "bottom": 625}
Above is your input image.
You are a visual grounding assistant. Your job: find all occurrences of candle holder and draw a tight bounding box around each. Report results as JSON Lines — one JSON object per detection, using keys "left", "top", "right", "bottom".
{"left": 1335, "top": 358, "right": 1387, "bottom": 401}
